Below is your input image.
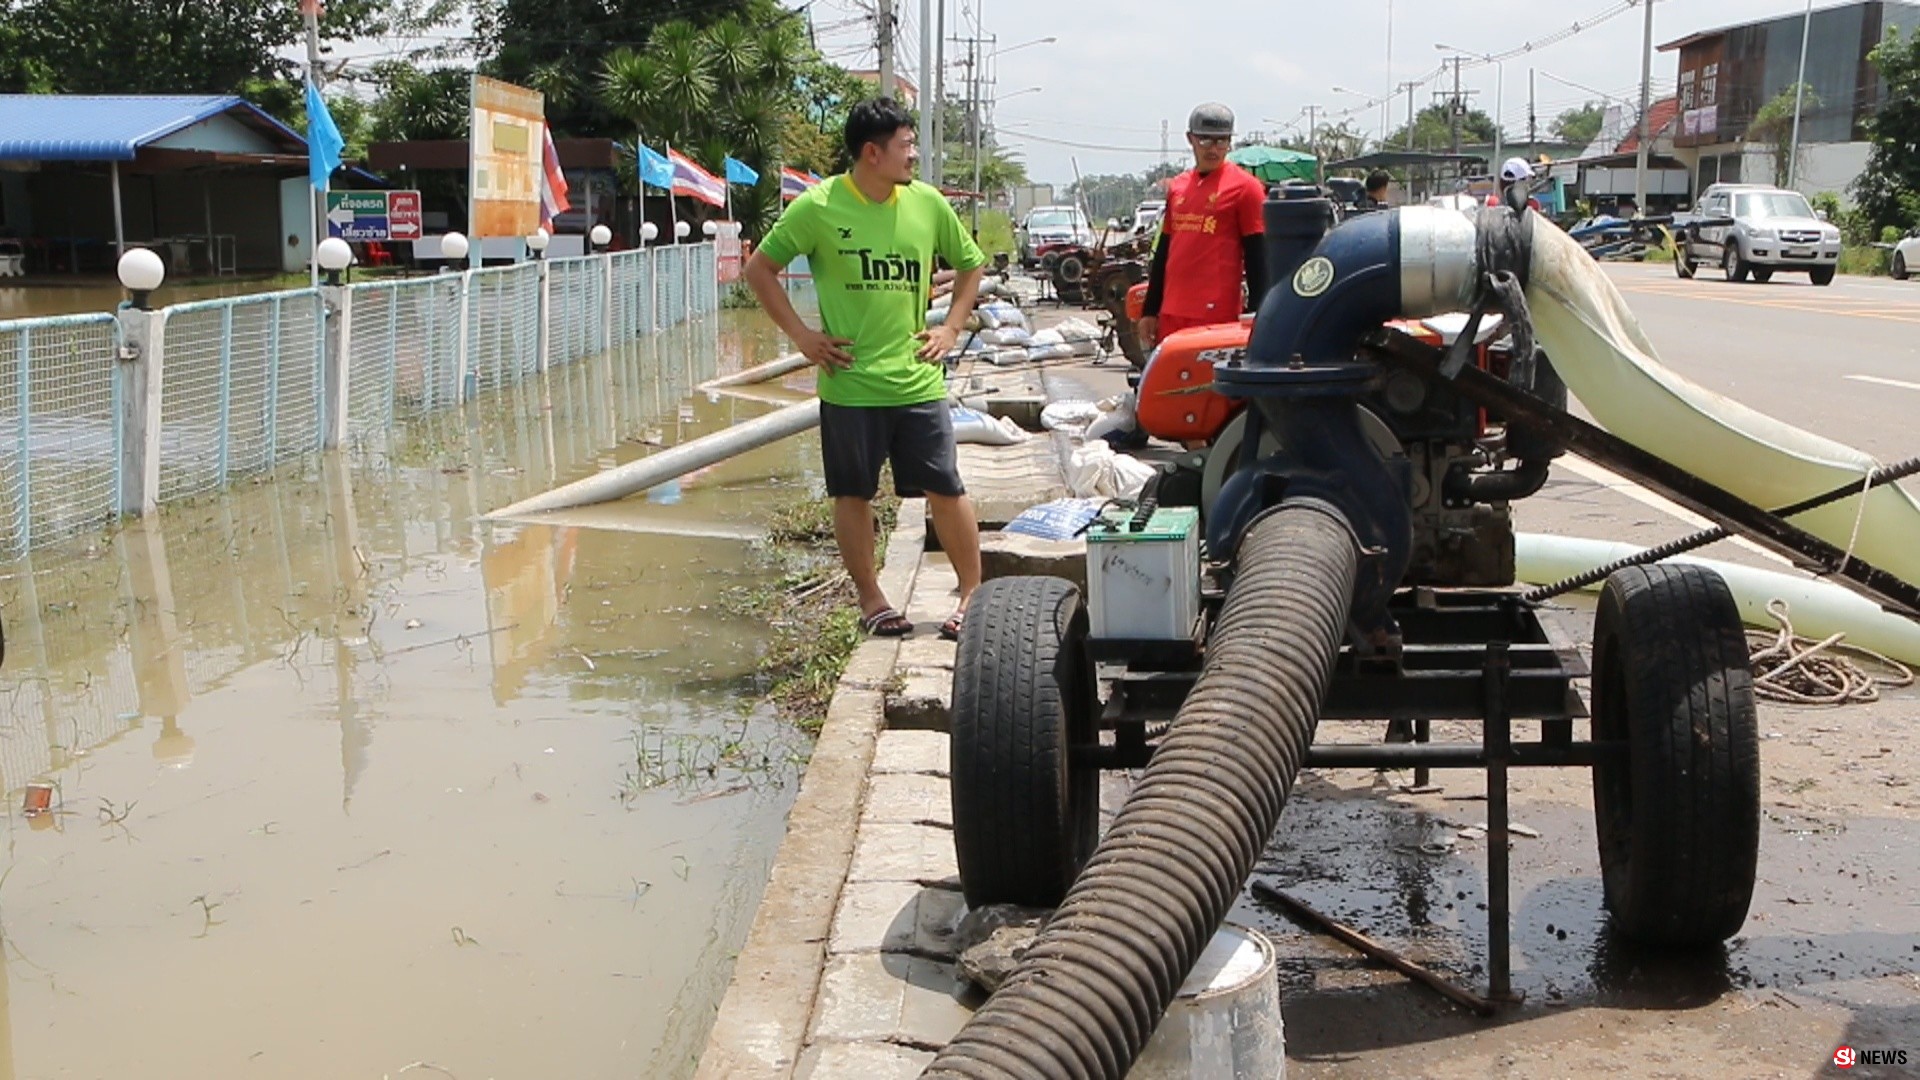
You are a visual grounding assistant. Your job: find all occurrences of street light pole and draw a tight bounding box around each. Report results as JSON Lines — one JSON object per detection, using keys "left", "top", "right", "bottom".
{"left": 1788, "top": 0, "right": 1814, "bottom": 190}
{"left": 1634, "top": 0, "right": 1655, "bottom": 212}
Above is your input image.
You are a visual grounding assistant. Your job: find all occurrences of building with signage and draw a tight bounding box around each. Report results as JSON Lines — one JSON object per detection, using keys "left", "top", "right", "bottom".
{"left": 1659, "top": 0, "right": 1920, "bottom": 200}
{"left": 0, "top": 94, "right": 379, "bottom": 276}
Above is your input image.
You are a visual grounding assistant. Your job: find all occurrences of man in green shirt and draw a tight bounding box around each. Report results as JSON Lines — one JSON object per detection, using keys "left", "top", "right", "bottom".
{"left": 743, "top": 98, "right": 987, "bottom": 639}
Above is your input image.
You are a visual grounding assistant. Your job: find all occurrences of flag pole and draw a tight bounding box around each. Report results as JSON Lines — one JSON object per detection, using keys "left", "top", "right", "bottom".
{"left": 666, "top": 140, "right": 680, "bottom": 241}
{"left": 637, "top": 135, "right": 647, "bottom": 245}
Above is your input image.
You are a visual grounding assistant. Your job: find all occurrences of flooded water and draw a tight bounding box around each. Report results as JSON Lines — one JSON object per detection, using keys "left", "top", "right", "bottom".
{"left": 0, "top": 278, "right": 319, "bottom": 321}
{"left": 0, "top": 302, "right": 827, "bottom": 1078}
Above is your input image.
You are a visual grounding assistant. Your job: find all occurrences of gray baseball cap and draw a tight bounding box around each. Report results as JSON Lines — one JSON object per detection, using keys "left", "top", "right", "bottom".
{"left": 1188, "top": 102, "right": 1235, "bottom": 137}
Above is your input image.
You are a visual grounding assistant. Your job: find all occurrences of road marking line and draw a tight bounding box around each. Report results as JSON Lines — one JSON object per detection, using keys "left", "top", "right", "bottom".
{"left": 1555, "top": 454, "right": 1789, "bottom": 566}
{"left": 1611, "top": 286, "right": 1920, "bottom": 325}
{"left": 1845, "top": 374, "right": 1920, "bottom": 392}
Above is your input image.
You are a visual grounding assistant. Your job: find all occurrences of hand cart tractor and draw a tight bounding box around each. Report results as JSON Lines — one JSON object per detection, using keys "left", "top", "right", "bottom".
{"left": 927, "top": 189, "right": 1920, "bottom": 1079}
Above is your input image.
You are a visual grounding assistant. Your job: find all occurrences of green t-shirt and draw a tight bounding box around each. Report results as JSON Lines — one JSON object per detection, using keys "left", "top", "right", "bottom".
{"left": 758, "top": 176, "right": 987, "bottom": 407}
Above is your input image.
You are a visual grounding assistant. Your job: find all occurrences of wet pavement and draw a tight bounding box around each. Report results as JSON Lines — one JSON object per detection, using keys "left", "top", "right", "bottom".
{"left": 0, "top": 306, "right": 836, "bottom": 1078}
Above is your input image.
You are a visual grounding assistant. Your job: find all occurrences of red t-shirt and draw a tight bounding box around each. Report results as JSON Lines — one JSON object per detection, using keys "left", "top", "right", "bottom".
{"left": 1160, "top": 161, "right": 1266, "bottom": 321}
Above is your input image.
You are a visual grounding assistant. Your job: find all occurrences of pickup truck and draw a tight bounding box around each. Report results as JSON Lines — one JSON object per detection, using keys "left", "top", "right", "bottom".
{"left": 1673, "top": 183, "right": 1842, "bottom": 285}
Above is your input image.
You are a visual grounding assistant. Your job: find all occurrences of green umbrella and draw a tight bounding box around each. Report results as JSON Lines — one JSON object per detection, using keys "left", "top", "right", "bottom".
{"left": 1226, "top": 144, "right": 1318, "bottom": 183}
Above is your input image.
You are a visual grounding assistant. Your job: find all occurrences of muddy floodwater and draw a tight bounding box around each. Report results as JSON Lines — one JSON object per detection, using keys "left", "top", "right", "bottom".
{"left": 0, "top": 304, "right": 824, "bottom": 1078}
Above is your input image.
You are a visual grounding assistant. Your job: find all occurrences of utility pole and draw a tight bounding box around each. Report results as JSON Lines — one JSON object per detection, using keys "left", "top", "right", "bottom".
{"left": 969, "top": 31, "right": 982, "bottom": 233}
{"left": 1634, "top": 0, "right": 1655, "bottom": 213}
{"left": 1449, "top": 57, "right": 1462, "bottom": 156}
{"left": 1529, "top": 68, "right": 1537, "bottom": 147}
{"left": 1305, "top": 104, "right": 1320, "bottom": 181}
{"left": 918, "top": 0, "right": 932, "bottom": 181}
{"left": 1160, "top": 119, "right": 1169, "bottom": 168}
{"left": 932, "top": 0, "right": 945, "bottom": 185}
{"left": 1788, "top": 0, "right": 1814, "bottom": 190}
{"left": 303, "top": 0, "right": 324, "bottom": 289}
{"left": 877, "top": 0, "right": 895, "bottom": 108}
{"left": 1400, "top": 81, "right": 1418, "bottom": 150}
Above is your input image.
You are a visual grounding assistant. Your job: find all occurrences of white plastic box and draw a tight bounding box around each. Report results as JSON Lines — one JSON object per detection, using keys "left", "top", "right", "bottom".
{"left": 1086, "top": 506, "right": 1202, "bottom": 641}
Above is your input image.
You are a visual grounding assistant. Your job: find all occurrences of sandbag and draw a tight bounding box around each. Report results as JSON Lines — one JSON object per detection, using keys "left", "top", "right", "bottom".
{"left": 1067, "top": 441, "right": 1156, "bottom": 499}
{"left": 952, "top": 405, "right": 1029, "bottom": 445}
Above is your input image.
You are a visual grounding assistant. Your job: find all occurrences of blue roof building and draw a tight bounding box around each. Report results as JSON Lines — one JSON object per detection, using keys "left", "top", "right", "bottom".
{"left": 0, "top": 95, "right": 339, "bottom": 275}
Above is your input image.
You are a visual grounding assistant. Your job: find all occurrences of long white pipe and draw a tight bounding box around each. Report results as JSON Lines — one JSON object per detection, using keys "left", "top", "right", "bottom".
{"left": 698, "top": 351, "right": 811, "bottom": 389}
{"left": 1524, "top": 219, "right": 1920, "bottom": 590}
{"left": 485, "top": 398, "right": 821, "bottom": 519}
{"left": 1516, "top": 533, "right": 1920, "bottom": 665}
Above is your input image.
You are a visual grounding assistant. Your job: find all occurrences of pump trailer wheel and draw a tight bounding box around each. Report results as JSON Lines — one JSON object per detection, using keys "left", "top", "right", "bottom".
{"left": 950, "top": 576, "right": 1101, "bottom": 908}
{"left": 1590, "top": 563, "right": 1761, "bottom": 946}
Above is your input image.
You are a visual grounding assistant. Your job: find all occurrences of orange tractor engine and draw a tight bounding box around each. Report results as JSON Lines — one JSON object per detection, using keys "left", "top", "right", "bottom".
{"left": 1132, "top": 316, "right": 1483, "bottom": 447}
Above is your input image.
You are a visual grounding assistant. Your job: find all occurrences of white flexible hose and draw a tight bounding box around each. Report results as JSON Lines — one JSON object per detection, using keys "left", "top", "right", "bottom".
{"left": 1524, "top": 221, "right": 1920, "bottom": 589}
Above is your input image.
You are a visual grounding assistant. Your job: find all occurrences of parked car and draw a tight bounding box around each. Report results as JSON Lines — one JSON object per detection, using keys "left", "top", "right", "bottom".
{"left": 1893, "top": 225, "right": 1920, "bottom": 281}
{"left": 1677, "top": 183, "right": 1842, "bottom": 285}
{"left": 1130, "top": 200, "right": 1165, "bottom": 237}
{"left": 1018, "top": 206, "right": 1095, "bottom": 267}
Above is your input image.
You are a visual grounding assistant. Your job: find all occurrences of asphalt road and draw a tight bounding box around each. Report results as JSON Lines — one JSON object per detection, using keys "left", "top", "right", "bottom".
{"left": 1596, "top": 262, "right": 1920, "bottom": 462}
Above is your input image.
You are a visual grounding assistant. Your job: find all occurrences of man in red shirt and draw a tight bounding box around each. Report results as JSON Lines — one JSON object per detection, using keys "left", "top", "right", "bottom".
{"left": 1136, "top": 102, "right": 1268, "bottom": 348}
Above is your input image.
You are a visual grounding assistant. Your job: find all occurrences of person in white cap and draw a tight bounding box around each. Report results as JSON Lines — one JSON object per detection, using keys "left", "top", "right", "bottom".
{"left": 1488, "top": 156, "right": 1543, "bottom": 212}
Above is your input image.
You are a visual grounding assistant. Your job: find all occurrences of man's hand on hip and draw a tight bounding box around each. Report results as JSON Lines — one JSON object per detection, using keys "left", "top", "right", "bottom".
{"left": 796, "top": 326, "right": 855, "bottom": 371}
{"left": 915, "top": 325, "right": 960, "bottom": 363}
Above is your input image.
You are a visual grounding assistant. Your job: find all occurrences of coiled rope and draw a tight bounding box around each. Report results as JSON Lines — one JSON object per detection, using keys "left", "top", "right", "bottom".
{"left": 1748, "top": 599, "right": 1914, "bottom": 705}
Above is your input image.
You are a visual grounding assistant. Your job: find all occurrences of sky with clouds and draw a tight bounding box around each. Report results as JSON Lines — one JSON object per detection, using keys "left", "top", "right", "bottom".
{"left": 797, "top": 0, "right": 1821, "bottom": 184}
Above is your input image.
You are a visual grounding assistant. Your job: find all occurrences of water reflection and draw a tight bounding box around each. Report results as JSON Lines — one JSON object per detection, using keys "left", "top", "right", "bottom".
{"left": 0, "top": 309, "right": 824, "bottom": 1077}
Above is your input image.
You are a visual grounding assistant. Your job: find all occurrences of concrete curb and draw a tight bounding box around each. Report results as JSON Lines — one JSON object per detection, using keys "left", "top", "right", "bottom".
{"left": 694, "top": 500, "right": 928, "bottom": 1080}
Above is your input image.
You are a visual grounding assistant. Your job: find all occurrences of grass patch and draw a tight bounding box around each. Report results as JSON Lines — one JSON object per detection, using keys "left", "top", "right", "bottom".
{"left": 719, "top": 280, "right": 759, "bottom": 309}
{"left": 1642, "top": 242, "right": 1675, "bottom": 264}
{"left": 975, "top": 209, "right": 1016, "bottom": 259}
{"left": 745, "top": 478, "right": 902, "bottom": 730}
{"left": 1840, "top": 246, "right": 1890, "bottom": 277}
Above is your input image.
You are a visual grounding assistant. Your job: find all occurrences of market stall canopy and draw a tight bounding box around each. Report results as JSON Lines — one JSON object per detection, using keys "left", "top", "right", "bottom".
{"left": 1226, "top": 144, "right": 1317, "bottom": 183}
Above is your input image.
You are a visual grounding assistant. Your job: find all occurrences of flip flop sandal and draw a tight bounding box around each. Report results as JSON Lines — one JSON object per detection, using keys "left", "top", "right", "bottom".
{"left": 861, "top": 607, "right": 913, "bottom": 637}
{"left": 938, "top": 609, "right": 966, "bottom": 641}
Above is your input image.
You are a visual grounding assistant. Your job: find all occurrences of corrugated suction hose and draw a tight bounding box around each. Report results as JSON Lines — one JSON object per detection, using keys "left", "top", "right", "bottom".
{"left": 925, "top": 502, "right": 1359, "bottom": 1079}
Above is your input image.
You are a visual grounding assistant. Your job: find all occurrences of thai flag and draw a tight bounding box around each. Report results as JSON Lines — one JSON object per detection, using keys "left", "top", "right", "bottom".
{"left": 540, "top": 127, "right": 570, "bottom": 228}
{"left": 780, "top": 166, "right": 820, "bottom": 202}
{"left": 668, "top": 150, "right": 727, "bottom": 208}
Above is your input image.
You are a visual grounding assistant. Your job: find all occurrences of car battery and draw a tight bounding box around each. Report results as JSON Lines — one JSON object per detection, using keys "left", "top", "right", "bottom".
{"left": 1085, "top": 506, "right": 1201, "bottom": 641}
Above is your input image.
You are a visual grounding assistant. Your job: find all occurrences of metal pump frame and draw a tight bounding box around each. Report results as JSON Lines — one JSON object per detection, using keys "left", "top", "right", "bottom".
{"left": 1083, "top": 323, "right": 1919, "bottom": 1004}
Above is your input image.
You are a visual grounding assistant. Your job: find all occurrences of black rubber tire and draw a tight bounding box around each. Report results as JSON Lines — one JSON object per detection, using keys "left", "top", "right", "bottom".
{"left": 1674, "top": 243, "right": 1695, "bottom": 278}
{"left": 1724, "top": 246, "right": 1750, "bottom": 283}
{"left": 1810, "top": 266, "right": 1836, "bottom": 286}
{"left": 1894, "top": 252, "right": 1910, "bottom": 280}
{"left": 1751, "top": 267, "right": 1774, "bottom": 284}
{"left": 951, "top": 576, "right": 1100, "bottom": 908}
{"left": 1591, "top": 563, "right": 1760, "bottom": 946}
{"left": 1056, "top": 252, "right": 1086, "bottom": 285}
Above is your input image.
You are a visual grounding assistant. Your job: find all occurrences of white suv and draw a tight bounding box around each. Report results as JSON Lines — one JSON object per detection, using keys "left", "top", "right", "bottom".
{"left": 1679, "top": 183, "right": 1842, "bottom": 285}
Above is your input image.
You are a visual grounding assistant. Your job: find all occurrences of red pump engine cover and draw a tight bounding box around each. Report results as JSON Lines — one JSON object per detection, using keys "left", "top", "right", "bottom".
{"left": 1134, "top": 322, "right": 1251, "bottom": 443}
{"left": 1125, "top": 282, "right": 1148, "bottom": 321}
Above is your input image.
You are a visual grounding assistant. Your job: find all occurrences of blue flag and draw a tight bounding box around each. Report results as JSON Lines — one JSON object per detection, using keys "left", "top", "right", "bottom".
{"left": 305, "top": 80, "right": 343, "bottom": 191}
{"left": 638, "top": 144, "right": 674, "bottom": 189}
{"left": 723, "top": 156, "right": 759, "bottom": 186}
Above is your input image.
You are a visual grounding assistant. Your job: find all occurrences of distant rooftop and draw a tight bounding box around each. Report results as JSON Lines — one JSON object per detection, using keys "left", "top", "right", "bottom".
{"left": 0, "top": 94, "right": 307, "bottom": 161}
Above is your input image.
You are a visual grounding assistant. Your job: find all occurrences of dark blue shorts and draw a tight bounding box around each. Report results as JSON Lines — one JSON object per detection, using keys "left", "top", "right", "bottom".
{"left": 819, "top": 400, "right": 967, "bottom": 500}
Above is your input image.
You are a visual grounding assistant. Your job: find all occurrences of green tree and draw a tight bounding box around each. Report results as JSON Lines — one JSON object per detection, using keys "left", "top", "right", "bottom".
{"left": 480, "top": 0, "right": 758, "bottom": 136}
{"left": 1385, "top": 103, "right": 1500, "bottom": 153}
{"left": 598, "top": 5, "right": 817, "bottom": 237}
{"left": 1551, "top": 102, "right": 1605, "bottom": 146}
{"left": 1853, "top": 26, "right": 1920, "bottom": 234}
{"left": 8, "top": 0, "right": 455, "bottom": 95}
{"left": 1747, "top": 83, "right": 1821, "bottom": 189}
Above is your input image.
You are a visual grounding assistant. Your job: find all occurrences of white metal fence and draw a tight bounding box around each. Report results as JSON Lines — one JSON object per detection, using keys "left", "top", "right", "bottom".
{"left": 0, "top": 313, "right": 123, "bottom": 554}
{"left": 0, "top": 242, "right": 719, "bottom": 559}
